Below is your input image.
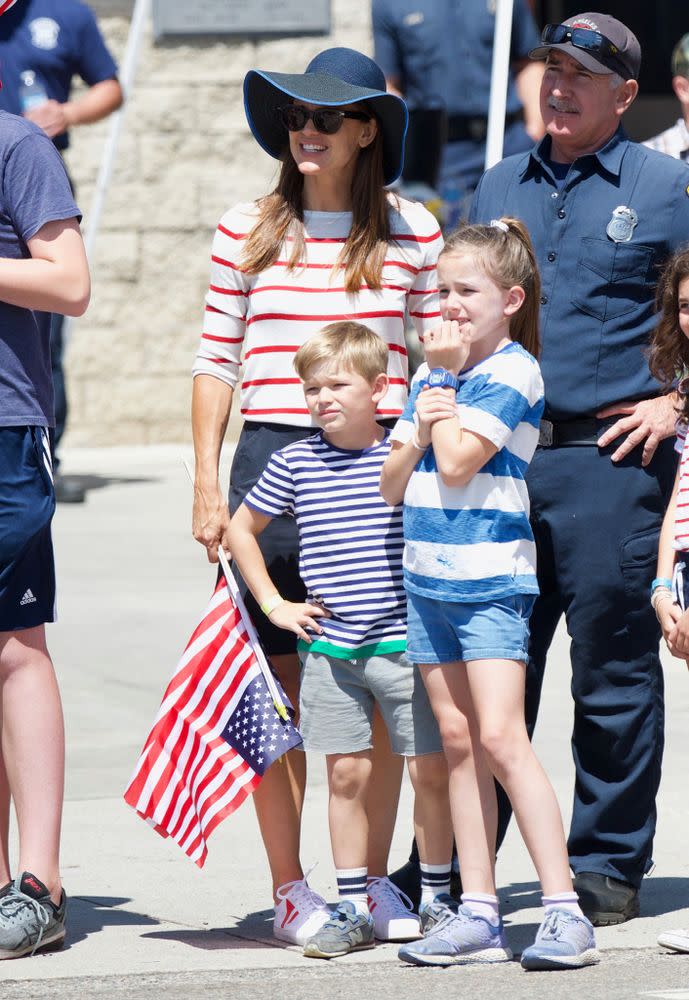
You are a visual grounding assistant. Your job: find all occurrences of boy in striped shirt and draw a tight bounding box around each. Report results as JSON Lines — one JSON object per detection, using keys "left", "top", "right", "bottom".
{"left": 229, "top": 321, "right": 451, "bottom": 959}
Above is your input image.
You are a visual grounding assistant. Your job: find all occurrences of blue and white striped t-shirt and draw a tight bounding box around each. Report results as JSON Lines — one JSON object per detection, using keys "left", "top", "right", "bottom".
{"left": 391, "top": 342, "right": 544, "bottom": 603}
{"left": 244, "top": 431, "right": 406, "bottom": 659}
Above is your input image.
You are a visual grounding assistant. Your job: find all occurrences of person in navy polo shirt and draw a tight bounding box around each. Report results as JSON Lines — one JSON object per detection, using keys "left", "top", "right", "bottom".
{"left": 0, "top": 0, "right": 122, "bottom": 503}
{"left": 0, "top": 106, "right": 89, "bottom": 957}
{"left": 372, "top": 0, "right": 544, "bottom": 220}
{"left": 470, "top": 12, "right": 689, "bottom": 925}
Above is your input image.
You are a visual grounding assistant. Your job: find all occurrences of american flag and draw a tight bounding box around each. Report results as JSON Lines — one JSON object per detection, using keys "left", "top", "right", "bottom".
{"left": 124, "top": 577, "right": 302, "bottom": 867}
{"left": 0, "top": 1, "right": 18, "bottom": 14}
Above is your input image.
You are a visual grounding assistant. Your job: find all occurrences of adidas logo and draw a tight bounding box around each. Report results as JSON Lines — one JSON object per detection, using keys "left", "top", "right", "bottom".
{"left": 20, "top": 589, "right": 37, "bottom": 606}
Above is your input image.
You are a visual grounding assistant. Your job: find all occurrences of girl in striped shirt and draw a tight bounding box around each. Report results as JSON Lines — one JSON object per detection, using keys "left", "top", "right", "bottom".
{"left": 191, "top": 47, "right": 442, "bottom": 946}
{"left": 649, "top": 247, "right": 689, "bottom": 957}
{"left": 381, "top": 220, "right": 599, "bottom": 970}
{"left": 651, "top": 246, "right": 689, "bottom": 665}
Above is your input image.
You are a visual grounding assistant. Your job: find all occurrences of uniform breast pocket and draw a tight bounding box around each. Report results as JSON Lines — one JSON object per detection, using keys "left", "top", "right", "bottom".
{"left": 572, "top": 238, "right": 654, "bottom": 322}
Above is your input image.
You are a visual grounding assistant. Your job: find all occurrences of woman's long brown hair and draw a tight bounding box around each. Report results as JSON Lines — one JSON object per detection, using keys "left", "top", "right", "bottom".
{"left": 441, "top": 218, "right": 541, "bottom": 360}
{"left": 648, "top": 246, "right": 689, "bottom": 423}
{"left": 241, "top": 117, "right": 393, "bottom": 292}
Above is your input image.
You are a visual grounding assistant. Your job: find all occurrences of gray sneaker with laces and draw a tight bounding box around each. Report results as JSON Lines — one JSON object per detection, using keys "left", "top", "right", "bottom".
{"left": 419, "top": 892, "right": 459, "bottom": 936}
{"left": 0, "top": 872, "right": 66, "bottom": 959}
{"left": 521, "top": 908, "right": 600, "bottom": 970}
{"left": 399, "top": 904, "right": 512, "bottom": 966}
{"left": 303, "top": 900, "right": 375, "bottom": 959}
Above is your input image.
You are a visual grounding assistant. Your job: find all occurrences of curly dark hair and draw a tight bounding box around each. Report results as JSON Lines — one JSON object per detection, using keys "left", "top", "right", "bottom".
{"left": 648, "top": 245, "right": 689, "bottom": 423}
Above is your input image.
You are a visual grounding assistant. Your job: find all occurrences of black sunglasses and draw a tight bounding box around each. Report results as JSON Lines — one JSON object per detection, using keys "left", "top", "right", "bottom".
{"left": 542, "top": 23, "right": 632, "bottom": 79}
{"left": 277, "top": 104, "right": 371, "bottom": 135}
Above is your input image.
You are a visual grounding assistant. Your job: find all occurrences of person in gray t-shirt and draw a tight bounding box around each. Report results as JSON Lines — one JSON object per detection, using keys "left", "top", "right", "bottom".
{"left": 0, "top": 109, "right": 89, "bottom": 959}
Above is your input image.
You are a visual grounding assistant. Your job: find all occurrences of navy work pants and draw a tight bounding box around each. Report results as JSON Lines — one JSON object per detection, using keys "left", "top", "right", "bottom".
{"left": 496, "top": 437, "right": 676, "bottom": 887}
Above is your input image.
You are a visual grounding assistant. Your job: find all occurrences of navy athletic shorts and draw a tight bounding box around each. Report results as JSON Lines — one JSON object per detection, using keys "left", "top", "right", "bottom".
{"left": 0, "top": 426, "right": 56, "bottom": 631}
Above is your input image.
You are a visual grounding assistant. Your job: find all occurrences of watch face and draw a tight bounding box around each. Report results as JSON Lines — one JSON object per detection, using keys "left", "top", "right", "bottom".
{"left": 427, "top": 368, "right": 458, "bottom": 389}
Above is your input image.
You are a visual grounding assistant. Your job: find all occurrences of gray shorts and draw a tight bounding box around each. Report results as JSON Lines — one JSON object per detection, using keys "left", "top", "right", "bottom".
{"left": 298, "top": 649, "right": 442, "bottom": 757}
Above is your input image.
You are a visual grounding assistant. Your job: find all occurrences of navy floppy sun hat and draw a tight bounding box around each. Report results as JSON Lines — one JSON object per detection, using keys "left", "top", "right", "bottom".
{"left": 243, "top": 47, "right": 408, "bottom": 186}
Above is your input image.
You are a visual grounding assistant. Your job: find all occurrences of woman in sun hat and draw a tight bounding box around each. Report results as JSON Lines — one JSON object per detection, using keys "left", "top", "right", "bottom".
{"left": 190, "top": 46, "right": 443, "bottom": 943}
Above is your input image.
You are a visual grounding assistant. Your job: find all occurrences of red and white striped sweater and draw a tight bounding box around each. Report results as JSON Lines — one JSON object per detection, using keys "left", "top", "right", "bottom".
{"left": 193, "top": 196, "right": 443, "bottom": 425}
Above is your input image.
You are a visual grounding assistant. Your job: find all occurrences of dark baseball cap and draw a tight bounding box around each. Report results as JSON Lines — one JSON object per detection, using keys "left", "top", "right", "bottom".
{"left": 530, "top": 12, "right": 641, "bottom": 81}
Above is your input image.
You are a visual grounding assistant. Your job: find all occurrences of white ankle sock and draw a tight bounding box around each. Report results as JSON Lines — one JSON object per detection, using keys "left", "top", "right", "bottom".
{"left": 336, "top": 867, "right": 369, "bottom": 915}
{"left": 420, "top": 862, "right": 452, "bottom": 907}
{"left": 542, "top": 891, "right": 585, "bottom": 919}
{"left": 460, "top": 892, "right": 500, "bottom": 925}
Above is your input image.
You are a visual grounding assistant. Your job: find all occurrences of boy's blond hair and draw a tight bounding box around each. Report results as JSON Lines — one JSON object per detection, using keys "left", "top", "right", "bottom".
{"left": 294, "top": 321, "right": 389, "bottom": 383}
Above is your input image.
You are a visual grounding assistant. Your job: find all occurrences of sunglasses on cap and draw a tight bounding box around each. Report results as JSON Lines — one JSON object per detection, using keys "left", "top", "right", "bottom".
{"left": 277, "top": 104, "right": 371, "bottom": 135}
{"left": 542, "top": 23, "right": 632, "bottom": 79}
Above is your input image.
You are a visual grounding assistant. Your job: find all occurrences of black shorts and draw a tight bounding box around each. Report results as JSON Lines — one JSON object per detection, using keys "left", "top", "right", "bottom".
{"left": 229, "top": 422, "right": 313, "bottom": 656}
{"left": 0, "top": 427, "right": 56, "bottom": 631}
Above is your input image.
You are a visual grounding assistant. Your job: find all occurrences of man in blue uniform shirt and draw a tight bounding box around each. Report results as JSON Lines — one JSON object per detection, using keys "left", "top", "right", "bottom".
{"left": 372, "top": 0, "right": 544, "bottom": 219}
{"left": 470, "top": 12, "right": 688, "bottom": 925}
{"left": 0, "top": 1, "right": 122, "bottom": 502}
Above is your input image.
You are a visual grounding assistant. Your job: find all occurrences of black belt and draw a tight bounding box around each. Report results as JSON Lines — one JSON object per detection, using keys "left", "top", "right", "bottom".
{"left": 446, "top": 109, "right": 523, "bottom": 143}
{"left": 538, "top": 417, "right": 618, "bottom": 448}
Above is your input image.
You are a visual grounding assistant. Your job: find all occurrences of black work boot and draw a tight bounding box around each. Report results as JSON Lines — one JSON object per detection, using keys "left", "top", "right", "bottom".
{"left": 573, "top": 871, "right": 640, "bottom": 926}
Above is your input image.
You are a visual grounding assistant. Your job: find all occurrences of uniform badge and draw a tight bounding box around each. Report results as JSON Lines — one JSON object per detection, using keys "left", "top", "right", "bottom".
{"left": 606, "top": 205, "right": 638, "bottom": 243}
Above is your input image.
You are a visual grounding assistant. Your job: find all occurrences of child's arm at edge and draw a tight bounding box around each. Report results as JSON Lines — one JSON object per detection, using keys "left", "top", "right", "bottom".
{"left": 655, "top": 463, "right": 689, "bottom": 667}
{"left": 228, "top": 503, "right": 328, "bottom": 643}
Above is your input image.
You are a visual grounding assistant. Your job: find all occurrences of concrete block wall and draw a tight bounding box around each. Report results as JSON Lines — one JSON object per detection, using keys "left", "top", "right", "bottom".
{"left": 64, "top": 1, "right": 372, "bottom": 445}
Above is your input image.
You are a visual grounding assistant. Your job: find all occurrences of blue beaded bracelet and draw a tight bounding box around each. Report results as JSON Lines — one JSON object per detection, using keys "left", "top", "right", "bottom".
{"left": 651, "top": 577, "right": 672, "bottom": 594}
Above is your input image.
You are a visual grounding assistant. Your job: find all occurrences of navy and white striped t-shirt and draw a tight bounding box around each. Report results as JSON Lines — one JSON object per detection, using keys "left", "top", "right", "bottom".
{"left": 392, "top": 342, "right": 544, "bottom": 603}
{"left": 244, "top": 431, "right": 406, "bottom": 659}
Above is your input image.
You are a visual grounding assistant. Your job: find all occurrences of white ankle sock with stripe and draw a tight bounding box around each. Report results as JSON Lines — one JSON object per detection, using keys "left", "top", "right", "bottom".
{"left": 420, "top": 862, "right": 452, "bottom": 907}
{"left": 542, "top": 891, "right": 585, "bottom": 919}
{"left": 336, "top": 867, "right": 369, "bottom": 916}
{"left": 460, "top": 892, "right": 500, "bottom": 926}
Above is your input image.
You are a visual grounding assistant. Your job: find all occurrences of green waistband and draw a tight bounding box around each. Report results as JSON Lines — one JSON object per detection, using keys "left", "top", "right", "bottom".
{"left": 296, "top": 637, "right": 406, "bottom": 661}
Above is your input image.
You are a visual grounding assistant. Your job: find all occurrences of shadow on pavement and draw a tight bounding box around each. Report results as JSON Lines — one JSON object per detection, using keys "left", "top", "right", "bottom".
{"left": 65, "top": 896, "right": 160, "bottom": 950}
{"left": 636, "top": 876, "right": 689, "bottom": 917}
{"left": 141, "top": 908, "right": 289, "bottom": 951}
{"left": 57, "top": 473, "right": 158, "bottom": 496}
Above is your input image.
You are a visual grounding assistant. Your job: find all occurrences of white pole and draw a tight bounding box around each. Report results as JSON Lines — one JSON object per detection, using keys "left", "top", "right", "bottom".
{"left": 84, "top": 0, "right": 151, "bottom": 261}
{"left": 63, "top": 0, "right": 150, "bottom": 346}
{"left": 485, "top": 0, "right": 515, "bottom": 170}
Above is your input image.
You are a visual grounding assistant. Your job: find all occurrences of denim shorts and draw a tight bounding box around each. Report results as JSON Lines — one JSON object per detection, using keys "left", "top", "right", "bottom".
{"left": 298, "top": 649, "right": 442, "bottom": 756}
{"left": 406, "top": 590, "right": 535, "bottom": 664}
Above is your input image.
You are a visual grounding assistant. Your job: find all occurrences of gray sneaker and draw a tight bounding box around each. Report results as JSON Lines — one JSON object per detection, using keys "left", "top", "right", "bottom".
{"left": 521, "top": 908, "right": 600, "bottom": 970}
{"left": 303, "top": 901, "right": 375, "bottom": 959}
{"left": 399, "top": 905, "right": 512, "bottom": 966}
{"left": 419, "top": 893, "right": 459, "bottom": 936}
{"left": 0, "top": 872, "right": 66, "bottom": 959}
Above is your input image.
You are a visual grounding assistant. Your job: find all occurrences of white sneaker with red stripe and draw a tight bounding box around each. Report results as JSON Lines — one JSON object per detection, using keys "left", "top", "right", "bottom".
{"left": 273, "top": 874, "right": 331, "bottom": 945}
{"left": 367, "top": 876, "right": 421, "bottom": 941}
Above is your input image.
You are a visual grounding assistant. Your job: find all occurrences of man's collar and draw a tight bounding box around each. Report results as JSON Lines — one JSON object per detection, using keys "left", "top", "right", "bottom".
{"left": 521, "top": 125, "right": 628, "bottom": 180}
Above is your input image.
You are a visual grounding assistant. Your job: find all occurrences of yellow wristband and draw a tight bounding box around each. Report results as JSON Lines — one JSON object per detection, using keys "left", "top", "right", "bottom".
{"left": 260, "top": 593, "right": 284, "bottom": 616}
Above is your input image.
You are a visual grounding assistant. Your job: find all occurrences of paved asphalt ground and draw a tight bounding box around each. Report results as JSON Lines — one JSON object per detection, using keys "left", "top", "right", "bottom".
{"left": 0, "top": 445, "right": 687, "bottom": 1000}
